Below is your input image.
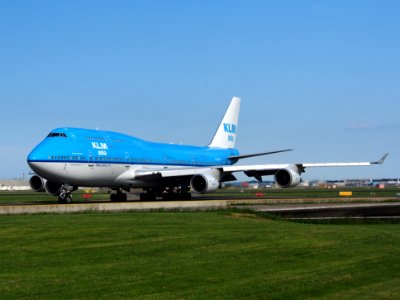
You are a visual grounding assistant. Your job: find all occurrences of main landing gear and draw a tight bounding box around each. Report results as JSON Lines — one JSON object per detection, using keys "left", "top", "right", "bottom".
{"left": 139, "top": 188, "right": 158, "bottom": 201}
{"left": 139, "top": 186, "right": 192, "bottom": 201}
{"left": 110, "top": 189, "right": 128, "bottom": 202}
{"left": 58, "top": 185, "right": 77, "bottom": 204}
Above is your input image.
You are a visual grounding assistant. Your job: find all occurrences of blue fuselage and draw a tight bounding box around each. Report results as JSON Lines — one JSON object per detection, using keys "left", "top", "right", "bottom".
{"left": 27, "top": 127, "right": 239, "bottom": 185}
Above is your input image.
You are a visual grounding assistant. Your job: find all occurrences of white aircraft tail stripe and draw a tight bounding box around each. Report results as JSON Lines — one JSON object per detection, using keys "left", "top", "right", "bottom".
{"left": 209, "top": 97, "right": 241, "bottom": 149}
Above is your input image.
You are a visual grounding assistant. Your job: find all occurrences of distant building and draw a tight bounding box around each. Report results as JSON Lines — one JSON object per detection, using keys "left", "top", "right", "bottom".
{"left": 224, "top": 178, "right": 399, "bottom": 189}
{"left": 0, "top": 179, "right": 30, "bottom": 191}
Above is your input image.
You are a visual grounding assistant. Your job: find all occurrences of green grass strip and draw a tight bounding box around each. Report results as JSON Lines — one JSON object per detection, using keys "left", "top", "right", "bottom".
{"left": 1, "top": 211, "right": 400, "bottom": 299}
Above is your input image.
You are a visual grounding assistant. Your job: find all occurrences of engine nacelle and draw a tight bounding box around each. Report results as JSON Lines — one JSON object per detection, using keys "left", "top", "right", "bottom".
{"left": 29, "top": 175, "right": 46, "bottom": 192}
{"left": 29, "top": 175, "right": 62, "bottom": 195}
{"left": 274, "top": 166, "right": 301, "bottom": 188}
{"left": 45, "top": 181, "right": 62, "bottom": 196}
{"left": 190, "top": 170, "right": 220, "bottom": 194}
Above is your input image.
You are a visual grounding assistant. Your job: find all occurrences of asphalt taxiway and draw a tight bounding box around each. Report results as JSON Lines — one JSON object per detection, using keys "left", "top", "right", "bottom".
{"left": 1, "top": 198, "right": 400, "bottom": 218}
{"left": 0, "top": 199, "right": 228, "bottom": 215}
{"left": 236, "top": 202, "right": 400, "bottom": 219}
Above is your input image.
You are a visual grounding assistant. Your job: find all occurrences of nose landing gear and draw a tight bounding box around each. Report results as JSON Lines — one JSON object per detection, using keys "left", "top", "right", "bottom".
{"left": 58, "top": 185, "right": 77, "bottom": 204}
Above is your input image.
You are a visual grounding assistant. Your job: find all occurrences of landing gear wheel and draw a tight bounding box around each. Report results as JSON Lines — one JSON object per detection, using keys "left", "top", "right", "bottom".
{"left": 119, "top": 193, "right": 127, "bottom": 202}
{"left": 161, "top": 190, "right": 191, "bottom": 201}
{"left": 110, "top": 194, "right": 117, "bottom": 202}
{"left": 182, "top": 193, "right": 192, "bottom": 200}
{"left": 56, "top": 184, "right": 76, "bottom": 204}
{"left": 58, "top": 194, "right": 72, "bottom": 204}
{"left": 140, "top": 191, "right": 157, "bottom": 201}
{"left": 110, "top": 191, "right": 128, "bottom": 202}
{"left": 161, "top": 193, "right": 171, "bottom": 201}
{"left": 65, "top": 195, "right": 73, "bottom": 204}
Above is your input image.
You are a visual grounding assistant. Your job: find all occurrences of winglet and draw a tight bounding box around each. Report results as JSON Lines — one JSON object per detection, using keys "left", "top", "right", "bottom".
{"left": 372, "top": 153, "right": 389, "bottom": 164}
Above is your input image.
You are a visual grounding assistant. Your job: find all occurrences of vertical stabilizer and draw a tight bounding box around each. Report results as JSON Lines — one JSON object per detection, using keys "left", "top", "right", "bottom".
{"left": 209, "top": 97, "right": 241, "bottom": 149}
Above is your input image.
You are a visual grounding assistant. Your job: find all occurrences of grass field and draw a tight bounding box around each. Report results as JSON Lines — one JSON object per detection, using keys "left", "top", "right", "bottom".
{"left": 1, "top": 211, "right": 400, "bottom": 299}
{"left": 223, "top": 186, "right": 400, "bottom": 198}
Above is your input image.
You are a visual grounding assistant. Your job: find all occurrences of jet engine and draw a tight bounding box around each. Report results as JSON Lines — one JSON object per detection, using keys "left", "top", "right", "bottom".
{"left": 29, "top": 175, "right": 62, "bottom": 195}
{"left": 29, "top": 175, "right": 46, "bottom": 192}
{"left": 190, "top": 170, "right": 220, "bottom": 193}
{"left": 45, "top": 181, "right": 62, "bottom": 196}
{"left": 274, "top": 166, "right": 301, "bottom": 188}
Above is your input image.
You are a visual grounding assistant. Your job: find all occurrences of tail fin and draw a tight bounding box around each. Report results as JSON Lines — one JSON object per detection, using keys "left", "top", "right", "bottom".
{"left": 209, "top": 96, "right": 241, "bottom": 149}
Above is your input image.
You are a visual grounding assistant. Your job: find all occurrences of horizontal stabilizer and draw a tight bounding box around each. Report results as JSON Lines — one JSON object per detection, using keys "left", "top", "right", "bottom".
{"left": 229, "top": 149, "right": 293, "bottom": 161}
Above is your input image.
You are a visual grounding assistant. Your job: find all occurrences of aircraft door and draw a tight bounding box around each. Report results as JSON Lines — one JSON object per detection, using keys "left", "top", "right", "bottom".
{"left": 88, "top": 150, "right": 94, "bottom": 169}
{"left": 125, "top": 152, "right": 130, "bottom": 168}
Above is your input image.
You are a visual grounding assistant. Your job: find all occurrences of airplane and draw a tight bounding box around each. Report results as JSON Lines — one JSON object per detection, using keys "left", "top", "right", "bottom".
{"left": 27, "top": 97, "right": 388, "bottom": 203}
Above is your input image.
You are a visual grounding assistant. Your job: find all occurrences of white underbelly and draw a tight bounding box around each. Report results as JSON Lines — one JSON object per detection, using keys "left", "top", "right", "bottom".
{"left": 28, "top": 162, "right": 177, "bottom": 188}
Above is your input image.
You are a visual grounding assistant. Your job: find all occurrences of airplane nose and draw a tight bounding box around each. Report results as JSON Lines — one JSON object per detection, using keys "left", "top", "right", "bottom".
{"left": 27, "top": 143, "right": 48, "bottom": 174}
{"left": 27, "top": 150, "right": 40, "bottom": 173}
{"left": 27, "top": 146, "right": 43, "bottom": 163}
{"left": 27, "top": 149, "right": 38, "bottom": 162}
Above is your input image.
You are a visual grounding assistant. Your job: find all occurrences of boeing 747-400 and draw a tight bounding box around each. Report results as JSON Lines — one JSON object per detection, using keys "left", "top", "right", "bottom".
{"left": 27, "top": 97, "right": 388, "bottom": 203}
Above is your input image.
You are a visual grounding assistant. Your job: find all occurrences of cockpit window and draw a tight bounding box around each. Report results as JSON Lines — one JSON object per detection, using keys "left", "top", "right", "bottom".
{"left": 47, "top": 132, "right": 67, "bottom": 138}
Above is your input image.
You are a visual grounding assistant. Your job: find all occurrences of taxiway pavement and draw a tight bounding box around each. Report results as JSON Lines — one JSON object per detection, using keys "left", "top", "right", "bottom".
{"left": 1, "top": 199, "right": 400, "bottom": 218}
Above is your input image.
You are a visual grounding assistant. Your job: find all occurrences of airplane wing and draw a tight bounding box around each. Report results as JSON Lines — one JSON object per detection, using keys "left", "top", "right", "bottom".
{"left": 221, "top": 153, "right": 388, "bottom": 184}
{"left": 131, "top": 153, "right": 388, "bottom": 189}
{"left": 135, "top": 167, "right": 215, "bottom": 180}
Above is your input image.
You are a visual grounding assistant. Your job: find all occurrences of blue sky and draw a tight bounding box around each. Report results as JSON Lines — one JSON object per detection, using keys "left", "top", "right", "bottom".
{"left": 0, "top": 0, "right": 399, "bottom": 180}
